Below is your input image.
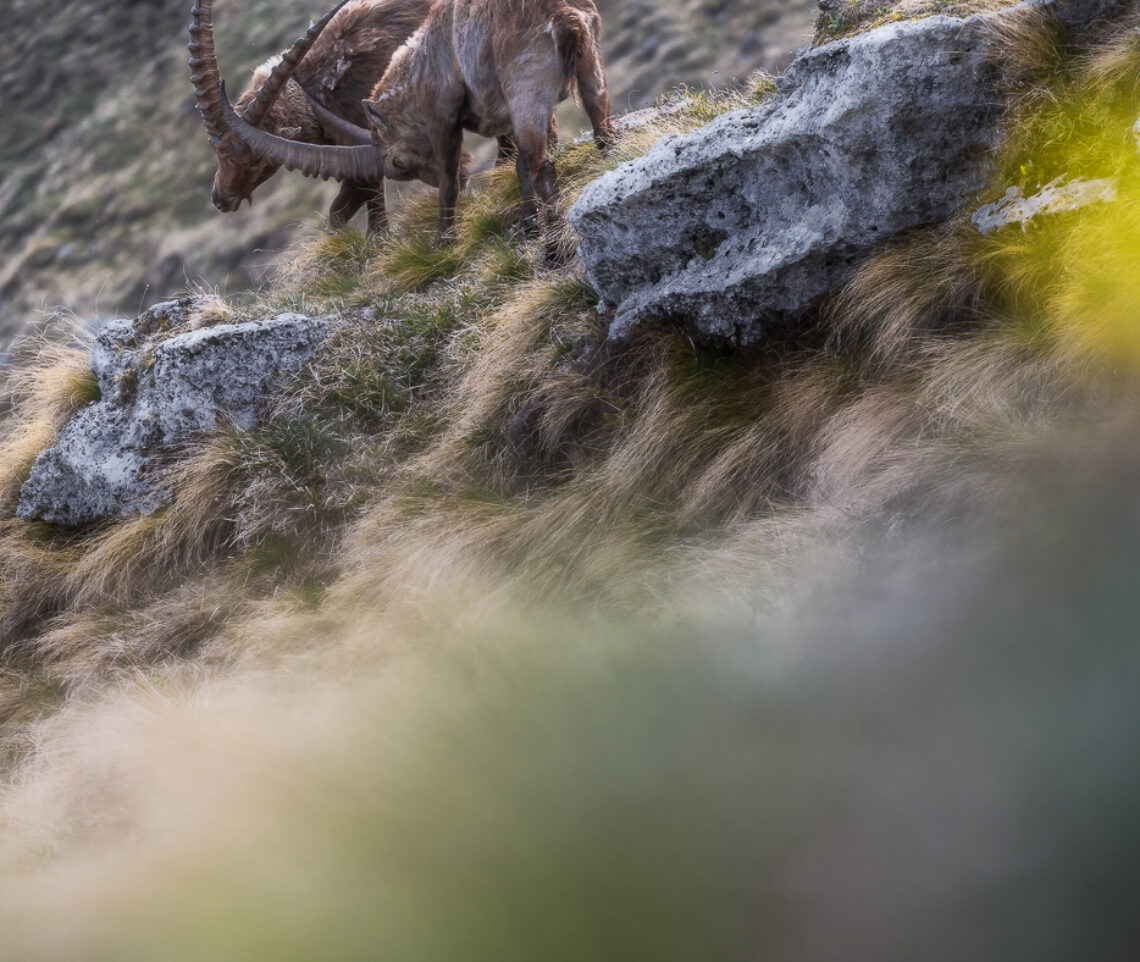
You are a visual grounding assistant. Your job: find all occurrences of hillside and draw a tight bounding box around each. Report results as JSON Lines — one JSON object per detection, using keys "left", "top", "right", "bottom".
{"left": 0, "top": 0, "right": 814, "bottom": 349}
{"left": 2, "top": 0, "right": 1140, "bottom": 958}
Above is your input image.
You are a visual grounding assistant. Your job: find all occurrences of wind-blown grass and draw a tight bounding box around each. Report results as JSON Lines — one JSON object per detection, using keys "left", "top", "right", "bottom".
{"left": 2, "top": 10, "right": 1139, "bottom": 680}
{"left": 1, "top": 5, "right": 1136, "bottom": 701}
{"left": 0, "top": 11, "right": 1139, "bottom": 955}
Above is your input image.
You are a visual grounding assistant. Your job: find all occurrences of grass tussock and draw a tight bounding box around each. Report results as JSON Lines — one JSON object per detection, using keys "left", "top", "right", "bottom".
{"left": 986, "top": 2, "right": 1070, "bottom": 98}
{"left": 0, "top": 331, "right": 97, "bottom": 509}
{"left": 991, "top": 9, "right": 1140, "bottom": 191}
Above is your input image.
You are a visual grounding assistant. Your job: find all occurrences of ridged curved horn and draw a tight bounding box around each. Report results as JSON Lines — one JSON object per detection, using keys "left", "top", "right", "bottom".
{"left": 188, "top": 0, "right": 227, "bottom": 142}
{"left": 299, "top": 85, "right": 374, "bottom": 146}
{"left": 220, "top": 81, "right": 385, "bottom": 183}
{"left": 241, "top": 0, "right": 352, "bottom": 131}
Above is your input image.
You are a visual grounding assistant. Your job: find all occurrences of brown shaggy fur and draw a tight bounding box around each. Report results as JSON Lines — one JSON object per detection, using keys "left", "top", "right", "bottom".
{"left": 213, "top": 0, "right": 430, "bottom": 232}
{"left": 362, "top": 0, "right": 615, "bottom": 248}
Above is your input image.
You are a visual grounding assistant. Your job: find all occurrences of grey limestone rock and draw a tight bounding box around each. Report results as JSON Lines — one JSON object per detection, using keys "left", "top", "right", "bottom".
{"left": 18, "top": 297, "right": 331, "bottom": 526}
{"left": 570, "top": 0, "right": 1130, "bottom": 345}
{"left": 570, "top": 12, "right": 1011, "bottom": 344}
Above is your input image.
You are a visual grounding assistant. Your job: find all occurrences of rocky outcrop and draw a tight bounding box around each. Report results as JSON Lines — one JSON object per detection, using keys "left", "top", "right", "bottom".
{"left": 570, "top": 11, "right": 1011, "bottom": 344}
{"left": 569, "top": 0, "right": 1133, "bottom": 345}
{"left": 18, "top": 298, "right": 331, "bottom": 526}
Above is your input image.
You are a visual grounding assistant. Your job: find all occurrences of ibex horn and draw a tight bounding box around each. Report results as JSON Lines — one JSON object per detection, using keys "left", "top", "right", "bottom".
{"left": 188, "top": 0, "right": 227, "bottom": 143}
{"left": 241, "top": 0, "right": 353, "bottom": 131}
{"left": 299, "top": 85, "right": 375, "bottom": 146}
{"left": 219, "top": 80, "right": 386, "bottom": 183}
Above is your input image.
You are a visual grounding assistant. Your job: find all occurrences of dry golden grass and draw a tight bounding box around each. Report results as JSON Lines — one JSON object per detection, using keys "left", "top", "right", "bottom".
{"left": 1079, "top": 19, "right": 1140, "bottom": 97}
{"left": 827, "top": 220, "right": 989, "bottom": 372}
{"left": 985, "top": 2, "right": 1070, "bottom": 98}
{"left": 0, "top": 10, "right": 1136, "bottom": 836}
{"left": 0, "top": 18, "right": 1140, "bottom": 953}
{"left": 0, "top": 336, "right": 96, "bottom": 507}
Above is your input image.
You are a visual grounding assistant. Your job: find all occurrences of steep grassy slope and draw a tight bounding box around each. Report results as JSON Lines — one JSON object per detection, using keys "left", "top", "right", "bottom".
{"left": 0, "top": 0, "right": 323, "bottom": 344}
{"left": 0, "top": 3, "right": 1138, "bottom": 957}
{"left": 0, "top": 0, "right": 814, "bottom": 349}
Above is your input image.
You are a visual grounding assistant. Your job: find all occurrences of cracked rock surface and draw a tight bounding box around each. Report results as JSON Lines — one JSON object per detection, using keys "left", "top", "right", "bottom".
{"left": 18, "top": 297, "right": 331, "bottom": 526}
{"left": 570, "top": 10, "right": 1016, "bottom": 344}
{"left": 572, "top": 0, "right": 1130, "bottom": 345}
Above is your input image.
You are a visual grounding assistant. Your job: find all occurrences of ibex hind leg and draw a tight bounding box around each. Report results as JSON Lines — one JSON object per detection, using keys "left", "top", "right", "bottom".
{"left": 513, "top": 118, "right": 568, "bottom": 261}
{"left": 495, "top": 124, "right": 554, "bottom": 165}
{"left": 576, "top": 40, "right": 614, "bottom": 151}
{"left": 514, "top": 148, "right": 540, "bottom": 239}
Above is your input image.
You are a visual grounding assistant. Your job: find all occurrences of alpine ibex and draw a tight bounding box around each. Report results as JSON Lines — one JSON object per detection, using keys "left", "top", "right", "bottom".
{"left": 189, "top": 0, "right": 430, "bottom": 234}
{"left": 212, "top": 0, "right": 614, "bottom": 250}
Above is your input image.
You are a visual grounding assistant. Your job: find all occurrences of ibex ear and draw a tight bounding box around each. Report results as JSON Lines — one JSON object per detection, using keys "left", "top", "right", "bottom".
{"left": 279, "top": 126, "right": 303, "bottom": 140}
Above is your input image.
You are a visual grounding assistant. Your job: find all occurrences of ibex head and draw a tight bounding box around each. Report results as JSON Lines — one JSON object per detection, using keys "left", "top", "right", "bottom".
{"left": 209, "top": 69, "right": 304, "bottom": 211}
{"left": 189, "top": 0, "right": 383, "bottom": 208}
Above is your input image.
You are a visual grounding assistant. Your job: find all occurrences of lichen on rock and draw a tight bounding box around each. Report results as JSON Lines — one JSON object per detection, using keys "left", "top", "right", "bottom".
{"left": 571, "top": 10, "right": 1015, "bottom": 345}
{"left": 570, "top": 0, "right": 1136, "bottom": 346}
{"left": 17, "top": 297, "right": 332, "bottom": 527}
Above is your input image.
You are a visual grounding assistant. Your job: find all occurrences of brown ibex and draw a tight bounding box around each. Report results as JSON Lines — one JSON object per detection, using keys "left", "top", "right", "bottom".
{"left": 189, "top": 0, "right": 430, "bottom": 234}
{"left": 212, "top": 0, "right": 614, "bottom": 251}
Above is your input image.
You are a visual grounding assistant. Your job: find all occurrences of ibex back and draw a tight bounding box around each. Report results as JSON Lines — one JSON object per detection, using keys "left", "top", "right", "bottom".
{"left": 364, "top": 0, "right": 615, "bottom": 249}
{"left": 210, "top": 0, "right": 614, "bottom": 253}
